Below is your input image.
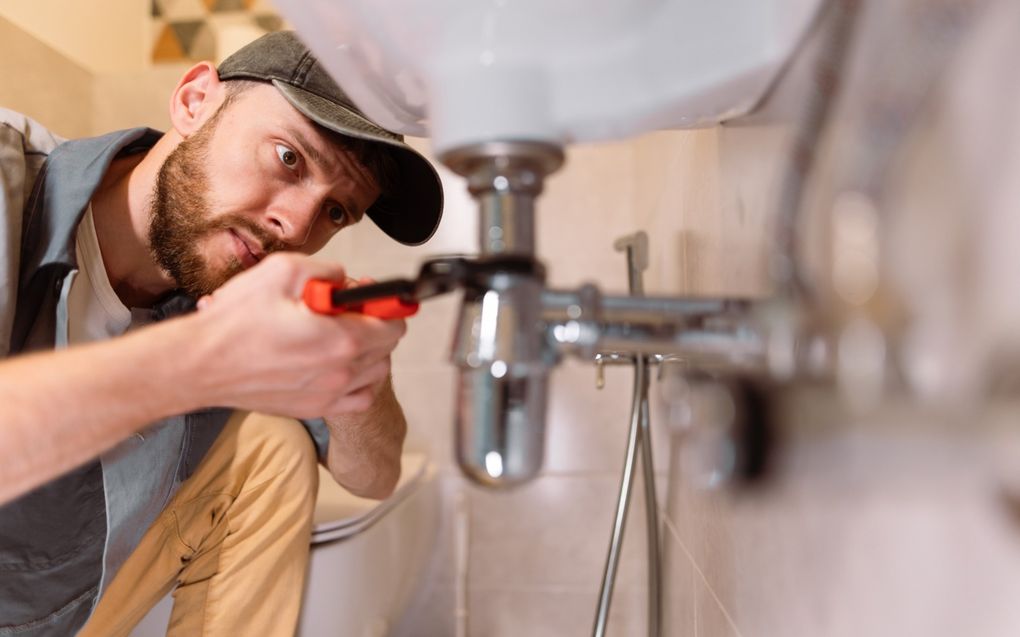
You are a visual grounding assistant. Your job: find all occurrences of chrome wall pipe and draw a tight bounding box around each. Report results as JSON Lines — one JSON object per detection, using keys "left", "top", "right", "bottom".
{"left": 542, "top": 287, "right": 765, "bottom": 369}
{"left": 541, "top": 289, "right": 737, "bottom": 324}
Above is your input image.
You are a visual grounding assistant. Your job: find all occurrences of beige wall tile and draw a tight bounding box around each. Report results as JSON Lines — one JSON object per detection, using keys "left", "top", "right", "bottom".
{"left": 468, "top": 588, "right": 647, "bottom": 637}
{"left": 633, "top": 124, "right": 789, "bottom": 299}
{"left": 694, "top": 577, "right": 740, "bottom": 637}
{"left": 393, "top": 474, "right": 469, "bottom": 636}
{"left": 91, "top": 67, "right": 188, "bottom": 134}
{"left": 603, "top": 587, "right": 650, "bottom": 637}
{"left": 662, "top": 524, "right": 696, "bottom": 636}
{"left": 393, "top": 365, "right": 457, "bottom": 468}
{"left": 663, "top": 392, "right": 1020, "bottom": 637}
{"left": 467, "top": 474, "right": 656, "bottom": 593}
{"left": 633, "top": 129, "right": 717, "bottom": 297}
{"left": 0, "top": 17, "right": 93, "bottom": 139}
{"left": 390, "top": 296, "right": 461, "bottom": 370}
{"left": 538, "top": 141, "right": 637, "bottom": 291}
{"left": 393, "top": 585, "right": 456, "bottom": 637}
{"left": 544, "top": 359, "right": 667, "bottom": 474}
{"left": 0, "top": 0, "right": 149, "bottom": 74}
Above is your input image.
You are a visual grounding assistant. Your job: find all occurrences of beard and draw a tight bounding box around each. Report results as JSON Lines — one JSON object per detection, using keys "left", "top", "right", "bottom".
{"left": 148, "top": 111, "right": 280, "bottom": 298}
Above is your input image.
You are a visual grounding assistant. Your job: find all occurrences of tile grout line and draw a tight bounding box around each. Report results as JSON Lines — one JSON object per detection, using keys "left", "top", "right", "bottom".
{"left": 662, "top": 514, "right": 745, "bottom": 637}
{"left": 431, "top": 468, "right": 671, "bottom": 479}
{"left": 464, "top": 585, "right": 653, "bottom": 594}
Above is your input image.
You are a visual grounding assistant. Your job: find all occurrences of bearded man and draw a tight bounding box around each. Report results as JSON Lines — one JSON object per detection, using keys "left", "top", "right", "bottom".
{"left": 0, "top": 31, "right": 443, "bottom": 636}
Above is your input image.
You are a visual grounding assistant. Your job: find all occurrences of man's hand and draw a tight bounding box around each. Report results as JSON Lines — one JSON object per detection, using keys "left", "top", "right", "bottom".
{"left": 198, "top": 257, "right": 409, "bottom": 499}
{"left": 189, "top": 253, "right": 407, "bottom": 418}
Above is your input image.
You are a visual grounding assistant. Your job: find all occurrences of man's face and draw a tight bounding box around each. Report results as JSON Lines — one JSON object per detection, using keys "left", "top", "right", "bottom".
{"left": 149, "top": 83, "right": 382, "bottom": 297}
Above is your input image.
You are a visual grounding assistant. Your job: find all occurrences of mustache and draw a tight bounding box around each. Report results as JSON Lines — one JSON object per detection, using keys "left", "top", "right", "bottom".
{"left": 207, "top": 214, "right": 285, "bottom": 256}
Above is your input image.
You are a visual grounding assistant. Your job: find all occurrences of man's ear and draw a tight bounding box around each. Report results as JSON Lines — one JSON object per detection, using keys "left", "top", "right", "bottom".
{"left": 168, "top": 62, "right": 225, "bottom": 138}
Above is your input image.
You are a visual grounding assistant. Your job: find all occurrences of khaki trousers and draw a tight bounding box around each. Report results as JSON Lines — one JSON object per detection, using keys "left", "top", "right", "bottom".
{"left": 79, "top": 411, "right": 319, "bottom": 637}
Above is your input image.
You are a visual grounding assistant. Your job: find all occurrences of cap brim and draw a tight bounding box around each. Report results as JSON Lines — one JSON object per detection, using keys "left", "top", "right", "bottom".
{"left": 273, "top": 80, "right": 443, "bottom": 246}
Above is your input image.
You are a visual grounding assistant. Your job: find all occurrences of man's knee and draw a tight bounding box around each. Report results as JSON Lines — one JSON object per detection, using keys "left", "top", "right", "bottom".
{"left": 232, "top": 412, "right": 319, "bottom": 510}
{"left": 172, "top": 412, "right": 319, "bottom": 551}
{"left": 184, "top": 411, "right": 320, "bottom": 509}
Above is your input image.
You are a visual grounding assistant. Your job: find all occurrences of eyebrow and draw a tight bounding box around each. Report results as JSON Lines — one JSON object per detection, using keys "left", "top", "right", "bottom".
{"left": 286, "top": 127, "right": 335, "bottom": 175}
{"left": 284, "top": 127, "right": 367, "bottom": 223}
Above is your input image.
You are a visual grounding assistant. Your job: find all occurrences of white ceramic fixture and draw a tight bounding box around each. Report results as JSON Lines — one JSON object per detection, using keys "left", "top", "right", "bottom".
{"left": 128, "top": 453, "right": 439, "bottom": 637}
{"left": 297, "top": 454, "right": 439, "bottom": 637}
{"left": 273, "top": 0, "right": 823, "bottom": 154}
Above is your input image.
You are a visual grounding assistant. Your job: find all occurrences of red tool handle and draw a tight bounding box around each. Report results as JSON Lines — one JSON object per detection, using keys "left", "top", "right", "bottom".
{"left": 302, "top": 279, "right": 420, "bottom": 319}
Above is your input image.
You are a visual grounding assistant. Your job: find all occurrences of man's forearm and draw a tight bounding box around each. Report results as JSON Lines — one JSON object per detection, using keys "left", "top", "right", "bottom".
{"left": 0, "top": 315, "right": 208, "bottom": 505}
{"left": 0, "top": 253, "right": 412, "bottom": 507}
{"left": 324, "top": 376, "right": 407, "bottom": 500}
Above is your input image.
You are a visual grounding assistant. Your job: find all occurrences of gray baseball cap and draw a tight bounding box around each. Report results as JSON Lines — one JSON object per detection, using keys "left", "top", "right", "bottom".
{"left": 217, "top": 30, "right": 443, "bottom": 246}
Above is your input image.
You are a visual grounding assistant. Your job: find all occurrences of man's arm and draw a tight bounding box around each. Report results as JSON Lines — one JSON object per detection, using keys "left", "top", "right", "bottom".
{"left": 323, "top": 375, "right": 407, "bottom": 500}
{"left": 0, "top": 315, "right": 211, "bottom": 504}
{"left": 0, "top": 253, "right": 406, "bottom": 506}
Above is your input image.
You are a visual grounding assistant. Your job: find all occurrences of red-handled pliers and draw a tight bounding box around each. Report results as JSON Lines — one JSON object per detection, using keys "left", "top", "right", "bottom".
{"left": 302, "top": 257, "right": 472, "bottom": 320}
{"left": 302, "top": 278, "right": 420, "bottom": 319}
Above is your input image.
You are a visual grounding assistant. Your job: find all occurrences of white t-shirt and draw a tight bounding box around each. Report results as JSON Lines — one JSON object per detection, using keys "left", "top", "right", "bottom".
{"left": 66, "top": 205, "right": 132, "bottom": 344}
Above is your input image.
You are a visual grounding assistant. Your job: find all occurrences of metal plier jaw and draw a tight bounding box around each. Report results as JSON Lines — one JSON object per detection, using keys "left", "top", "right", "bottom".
{"left": 302, "top": 256, "right": 543, "bottom": 319}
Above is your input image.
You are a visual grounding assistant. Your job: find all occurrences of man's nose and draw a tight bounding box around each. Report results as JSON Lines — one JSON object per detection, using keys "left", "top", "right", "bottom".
{"left": 265, "top": 189, "right": 322, "bottom": 247}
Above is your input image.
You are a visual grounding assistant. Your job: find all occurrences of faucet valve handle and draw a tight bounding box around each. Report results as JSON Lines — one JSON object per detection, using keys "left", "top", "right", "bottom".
{"left": 612, "top": 231, "right": 649, "bottom": 273}
{"left": 613, "top": 231, "right": 649, "bottom": 295}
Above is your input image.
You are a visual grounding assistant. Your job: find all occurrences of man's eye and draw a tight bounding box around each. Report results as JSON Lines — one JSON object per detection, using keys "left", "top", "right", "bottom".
{"left": 275, "top": 144, "right": 299, "bottom": 169}
{"left": 327, "top": 204, "right": 348, "bottom": 225}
